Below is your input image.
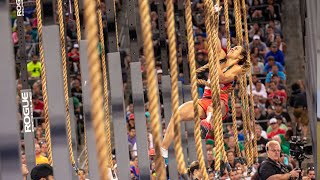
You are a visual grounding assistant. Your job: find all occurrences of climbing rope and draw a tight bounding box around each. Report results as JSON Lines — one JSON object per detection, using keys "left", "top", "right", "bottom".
{"left": 137, "top": 0, "right": 166, "bottom": 179}
{"left": 231, "top": 91, "right": 241, "bottom": 157}
{"left": 240, "top": 0, "right": 255, "bottom": 166}
{"left": 185, "top": 0, "right": 209, "bottom": 179}
{"left": 35, "top": 0, "right": 53, "bottom": 165}
{"left": 74, "top": 0, "right": 81, "bottom": 42}
{"left": 203, "top": 0, "right": 224, "bottom": 172}
{"left": 233, "top": 0, "right": 243, "bottom": 45}
{"left": 239, "top": 77, "right": 250, "bottom": 160}
{"left": 241, "top": 0, "right": 258, "bottom": 161}
{"left": 56, "top": 0, "right": 76, "bottom": 167}
{"left": 223, "top": 0, "right": 231, "bottom": 51}
{"left": 84, "top": 0, "right": 110, "bottom": 179}
{"left": 166, "top": 0, "right": 188, "bottom": 176}
{"left": 96, "top": 0, "right": 113, "bottom": 169}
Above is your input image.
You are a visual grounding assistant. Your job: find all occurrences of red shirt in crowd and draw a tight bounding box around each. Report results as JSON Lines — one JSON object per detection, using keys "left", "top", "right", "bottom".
{"left": 267, "top": 129, "right": 286, "bottom": 139}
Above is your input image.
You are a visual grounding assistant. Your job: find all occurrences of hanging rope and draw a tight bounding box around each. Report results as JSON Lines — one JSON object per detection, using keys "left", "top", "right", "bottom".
{"left": 35, "top": 0, "right": 53, "bottom": 165}
{"left": 231, "top": 91, "right": 241, "bottom": 157}
{"left": 203, "top": 0, "right": 224, "bottom": 172}
{"left": 241, "top": 0, "right": 258, "bottom": 161}
{"left": 96, "top": 0, "right": 113, "bottom": 169}
{"left": 223, "top": 0, "right": 231, "bottom": 51}
{"left": 56, "top": 0, "right": 76, "bottom": 168}
{"left": 185, "top": 0, "right": 209, "bottom": 179}
{"left": 239, "top": 77, "right": 250, "bottom": 160}
{"left": 74, "top": 0, "right": 81, "bottom": 42}
{"left": 166, "top": 0, "right": 188, "bottom": 176}
{"left": 137, "top": 0, "right": 166, "bottom": 179}
{"left": 84, "top": 0, "right": 109, "bottom": 179}
{"left": 239, "top": 0, "right": 254, "bottom": 166}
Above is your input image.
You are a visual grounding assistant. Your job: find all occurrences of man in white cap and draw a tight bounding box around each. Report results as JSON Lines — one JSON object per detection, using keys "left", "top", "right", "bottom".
{"left": 267, "top": 118, "right": 286, "bottom": 139}
{"left": 249, "top": 35, "right": 268, "bottom": 56}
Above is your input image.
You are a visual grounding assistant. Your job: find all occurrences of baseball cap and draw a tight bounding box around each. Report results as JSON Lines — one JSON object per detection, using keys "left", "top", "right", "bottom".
{"left": 157, "top": 69, "right": 163, "bottom": 74}
{"left": 269, "top": 118, "right": 277, "bottom": 124}
{"left": 73, "top": 44, "right": 79, "bottom": 48}
{"left": 253, "top": 35, "right": 260, "bottom": 40}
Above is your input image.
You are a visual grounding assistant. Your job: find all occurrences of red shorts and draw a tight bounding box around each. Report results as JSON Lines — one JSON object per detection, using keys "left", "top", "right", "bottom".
{"left": 198, "top": 93, "right": 229, "bottom": 120}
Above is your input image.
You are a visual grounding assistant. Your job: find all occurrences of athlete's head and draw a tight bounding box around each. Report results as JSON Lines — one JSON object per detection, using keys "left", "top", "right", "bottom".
{"left": 226, "top": 45, "right": 247, "bottom": 65}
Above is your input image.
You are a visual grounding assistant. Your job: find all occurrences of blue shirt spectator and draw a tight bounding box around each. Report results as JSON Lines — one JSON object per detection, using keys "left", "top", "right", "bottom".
{"left": 265, "top": 65, "right": 286, "bottom": 83}
{"left": 264, "top": 56, "right": 284, "bottom": 73}
{"left": 264, "top": 43, "right": 285, "bottom": 66}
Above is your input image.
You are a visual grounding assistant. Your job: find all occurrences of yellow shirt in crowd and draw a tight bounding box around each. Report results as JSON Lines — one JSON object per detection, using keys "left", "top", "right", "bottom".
{"left": 36, "top": 154, "right": 49, "bottom": 165}
{"left": 27, "top": 61, "right": 41, "bottom": 78}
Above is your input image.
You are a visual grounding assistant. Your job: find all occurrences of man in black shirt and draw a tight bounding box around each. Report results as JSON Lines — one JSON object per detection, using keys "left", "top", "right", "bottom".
{"left": 255, "top": 124, "right": 268, "bottom": 154}
{"left": 258, "top": 140, "right": 300, "bottom": 180}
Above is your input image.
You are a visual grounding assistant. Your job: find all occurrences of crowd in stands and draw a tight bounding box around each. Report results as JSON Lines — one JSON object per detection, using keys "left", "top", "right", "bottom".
{"left": 11, "top": 0, "right": 313, "bottom": 179}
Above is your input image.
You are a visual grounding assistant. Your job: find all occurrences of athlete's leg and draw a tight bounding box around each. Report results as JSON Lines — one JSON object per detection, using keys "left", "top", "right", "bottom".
{"left": 161, "top": 101, "right": 206, "bottom": 152}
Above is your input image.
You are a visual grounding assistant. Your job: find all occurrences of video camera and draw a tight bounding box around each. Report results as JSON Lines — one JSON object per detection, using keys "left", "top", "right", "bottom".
{"left": 289, "top": 136, "right": 308, "bottom": 161}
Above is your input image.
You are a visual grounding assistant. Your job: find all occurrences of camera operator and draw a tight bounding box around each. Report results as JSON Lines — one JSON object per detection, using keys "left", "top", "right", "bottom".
{"left": 258, "top": 140, "right": 300, "bottom": 180}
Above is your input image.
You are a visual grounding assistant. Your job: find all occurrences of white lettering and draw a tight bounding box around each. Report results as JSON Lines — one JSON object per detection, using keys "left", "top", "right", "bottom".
{"left": 16, "top": 0, "right": 24, "bottom": 17}
{"left": 21, "top": 91, "right": 34, "bottom": 133}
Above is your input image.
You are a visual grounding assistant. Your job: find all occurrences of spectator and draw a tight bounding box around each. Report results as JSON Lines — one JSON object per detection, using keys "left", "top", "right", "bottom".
{"left": 78, "top": 169, "right": 90, "bottom": 180}
{"left": 249, "top": 35, "right": 268, "bottom": 57}
{"left": 275, "top": 34, "right": 286, "bottom": 53}
{"left": 251, "top": 80, "right": 268, "bottom": 99}
{"left": 128, "top": 127, "right": 137, "bottom": 155}
{"left": 268, "top": 101, "right": 291, "bottom": 124}
{"left": 207, "top": 149, "right": 214, "bottom": 170}
{"left": 127, "top": 113, "right": 135, "bottom": 129}
{"left": 254, "top": 106, "right": 268, "bottom": 130}
{"left": 35, "top": 143, "right": 49, "bottom": 165}
{"left": 267, "top": 115, "right": 288, "bottom": 133}
{"left": 229, "top": 169, "right": 239, "bottom": 180}
{"left": 30, "top": 164, "right": 54, "bottom": 180}
{"left": 130, "top": 156, "right": 139, "bottom": 179}
{"left": 264, "top": 43, "right": 285, "bottom": 66}
{"left": 68, "top": 44, "right": 80, "bottom": 73}
{"left": 32, "top": 95, "right": 44, "bottom": 118}
{"left": 263, "top": 56, "right": 284, "bottom": 73}
{"left": 305, "top": 167, "right": 315, "bottom": 180}
{"left": 267, "top": 118, "right": 286, "bottom": 139}
{"left": 227, "top": 150, "right": 237, "bottom": 168}
{"left": 265, "top": 65, "right": 286, "bottom": 84}
{"left": 189, "top": 161, "right": 202, "bottom": 180}
{"left": 272, "top": 135, "right": 289, "bottom": 155}
{"left": 255, "top": 124, "right": 269, "bottom": 154}
{"left": 40, "top": 142, "right": 48, "bottom": 157}
{"left": 22, "top": 163, "right": 29, "bottom": 180}
{"left": 226, "top": 136, "right": 245, "bottom": 157}
{"left": 27, "top": 55, "right": 41, "bottom": 80}
{"left": 71, "top": 78, "right": 82, "bottom": 103}
{"left": 250, "top": 54, "right": 264, "bottom": 74}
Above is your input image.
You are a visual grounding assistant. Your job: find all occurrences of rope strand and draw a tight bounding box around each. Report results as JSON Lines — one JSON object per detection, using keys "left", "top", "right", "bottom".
{"left": 96, "top": 0, "right": 113, "bottom": 169}
{"left": 35, "top": 0, "right": 53, "bottom": 165}
{"left": 137, "top": 0, "right": 166, "bottom": 178}
{"left": 84, "top": 0, "right": 109, "bottom": 178}
{"left": 74, "top": 0, "right": 81, "bottom": 42}
{"left": 166, "top": 0, "right": 188, "bottom": 175}
{"left": 56, "top": 0, "right": 76, "bottom": 167}
{"left": 185, "top": 0, "right": 209, "bottom": 178}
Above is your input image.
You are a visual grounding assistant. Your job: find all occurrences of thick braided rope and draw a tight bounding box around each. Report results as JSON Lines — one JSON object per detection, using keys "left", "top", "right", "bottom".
{"left": 74, "top": 0, "right": 81, "bottom": 42}
{"left": 185, "top": 0, "right": 208, "bottom": 179}
{"left": 233, "top": 0, "right": 243, "bottom": 45}
{"left": 211, "top": 0, "right": 227, "bottom": 169}
{"left": 137, "top": 0, "right": 166, "bottom": 178}
{"left": 231, "top": 91, "right": 241, "bottom": 157}
{"left": 56, "top": 0, "right": 76, "bottom": 166}
{"left": 223, "top": 0, "right": 231, "bottom": 51}
{"left": 203, "top": 0, "right": 223, "bottom": 171}
{"left": 97, "top": 0, "right": 113, "bottom": 168}
{"left": 240, "top": 0, "right": 258, "bottom": 160}
{"left": 84, "top": 0, "right": 110, "bottom": 179}
{"left": 73, "top": 0, "right": 89, "bottom": 171}
{"left": 249, "top": 74, "right": 258, "bottom": 159}
{"left": 243, "top": 77, "right": 253, "bottom": 166}
{"left": 35, "top": 0, "right": 53, "bottom": 165}
{"left": 239, "top": 77, "right": 250, "bottom": 159}
{"left": 240, "top": 0, "right": 254, "bottom": 165}
{"left": 166, "top": 0, "right": 188, "bottom": 175}
{"left": 196, "top": 63, "right": 209, "bottom": 73}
